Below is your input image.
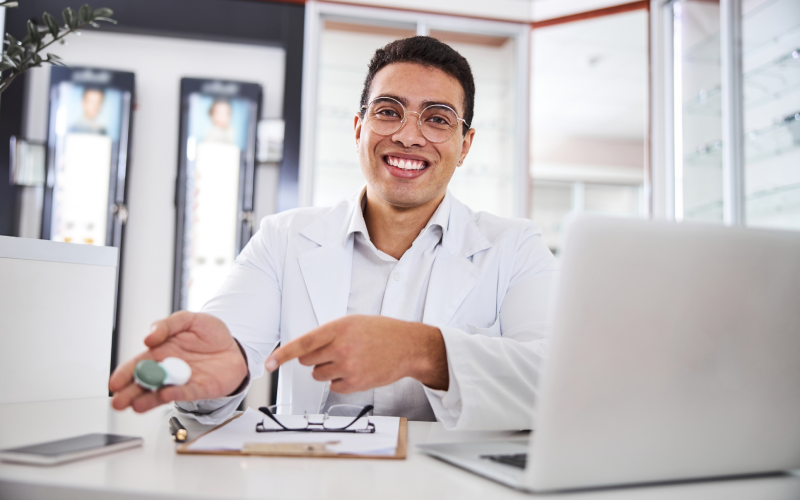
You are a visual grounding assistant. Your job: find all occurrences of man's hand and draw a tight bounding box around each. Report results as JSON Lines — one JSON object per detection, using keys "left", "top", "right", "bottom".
{"left": 109, "top": 311, "right": 248, "bottom": 413}
{"left": 265, "top": 315, "right": 449, "bottom": 393}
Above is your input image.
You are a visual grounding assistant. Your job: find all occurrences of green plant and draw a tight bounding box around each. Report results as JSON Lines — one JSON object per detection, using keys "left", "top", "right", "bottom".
{"left": 0, "top": 2, "right": 116, "bottom": 94}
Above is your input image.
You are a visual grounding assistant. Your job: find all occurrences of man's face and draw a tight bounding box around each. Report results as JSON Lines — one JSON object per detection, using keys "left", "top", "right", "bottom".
{"left": 355, "top": 62, "right": 475, "bottom": 209}
{"left": 82, "top": 89, "right": 104, "bottom": 120}
{"left": 211, "top": 102, "right": 232, "bottom": 129}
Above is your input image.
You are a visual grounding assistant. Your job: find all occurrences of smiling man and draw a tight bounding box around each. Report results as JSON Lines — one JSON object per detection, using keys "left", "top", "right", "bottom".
{"left": 109, "top": 37, "right": 557, "bottom": 430}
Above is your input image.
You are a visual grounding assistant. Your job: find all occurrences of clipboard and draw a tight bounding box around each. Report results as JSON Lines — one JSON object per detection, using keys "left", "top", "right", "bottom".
{"left": 176, "top": 413, "right": 407, "bottom": 460}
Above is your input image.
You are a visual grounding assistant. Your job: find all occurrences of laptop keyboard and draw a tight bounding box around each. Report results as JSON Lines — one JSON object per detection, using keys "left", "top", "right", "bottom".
{"left": 480, "top": 453, "right": 527, "bottom": 469}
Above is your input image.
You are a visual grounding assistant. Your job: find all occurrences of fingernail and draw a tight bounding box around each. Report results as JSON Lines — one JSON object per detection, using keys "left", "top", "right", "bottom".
{"left": 266, "top": 359, "right": 277, "bottom": 372}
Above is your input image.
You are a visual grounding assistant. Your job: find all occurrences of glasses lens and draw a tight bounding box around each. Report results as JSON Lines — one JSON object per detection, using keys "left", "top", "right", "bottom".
{"left": 420, "top": 105, "right": 458, "bottom": 142}
{"left": 367, "top": 98, "right": 404, "bottom": 135}
{"left": 324, "top": 404, "right": 370, "bottom": 430}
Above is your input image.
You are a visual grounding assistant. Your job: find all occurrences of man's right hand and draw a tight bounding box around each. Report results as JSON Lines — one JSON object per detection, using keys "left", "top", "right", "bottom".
{"left": 109, "top": 311, "right": 248, "bottom": 413}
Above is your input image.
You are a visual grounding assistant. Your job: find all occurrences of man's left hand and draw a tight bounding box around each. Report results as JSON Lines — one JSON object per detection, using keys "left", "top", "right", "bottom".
{"left": 265, "top": 315, "right": 449, "bottom": 394}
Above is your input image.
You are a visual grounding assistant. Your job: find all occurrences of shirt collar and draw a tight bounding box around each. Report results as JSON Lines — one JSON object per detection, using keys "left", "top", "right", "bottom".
{"left": 346, "top": 186, "right": 451, "bottom": 242}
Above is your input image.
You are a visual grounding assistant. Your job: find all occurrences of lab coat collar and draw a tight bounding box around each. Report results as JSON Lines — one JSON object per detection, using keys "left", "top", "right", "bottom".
{"left": 343, "top": 186, "right": 451, "bottom": 246}
{"left": 301, "top": 186, "right": 486, "bottom": 257}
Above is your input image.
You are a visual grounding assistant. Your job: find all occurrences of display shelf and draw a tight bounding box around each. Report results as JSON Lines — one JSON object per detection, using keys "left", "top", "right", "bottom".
{"left": 684, "top": 48, "right": 800, "bottom": 115}
{"left": 684, "top": 181, "right": 800, "bottom": 220}
{"left": 683, "top": 110, "right": 800, "bottom": 166}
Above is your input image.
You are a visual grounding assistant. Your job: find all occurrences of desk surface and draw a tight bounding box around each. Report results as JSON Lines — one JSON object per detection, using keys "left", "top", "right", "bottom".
{"left": 0, "top": 397, "right": 798, "bottom": 500}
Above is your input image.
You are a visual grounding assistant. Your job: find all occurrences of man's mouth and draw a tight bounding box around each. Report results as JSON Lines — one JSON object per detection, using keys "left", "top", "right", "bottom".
{"left": 384, "top": 155, "right": 429, "bottom": 171}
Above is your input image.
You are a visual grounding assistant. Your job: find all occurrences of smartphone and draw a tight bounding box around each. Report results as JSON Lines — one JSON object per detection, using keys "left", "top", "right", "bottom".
{"left": 0, "top": 433, "right": 143, "bottom": 465}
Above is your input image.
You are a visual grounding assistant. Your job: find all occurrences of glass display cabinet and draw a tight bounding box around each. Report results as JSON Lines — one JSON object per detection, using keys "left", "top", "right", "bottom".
{"left": 669, "top": 0, "right": 800, "bottom": 229}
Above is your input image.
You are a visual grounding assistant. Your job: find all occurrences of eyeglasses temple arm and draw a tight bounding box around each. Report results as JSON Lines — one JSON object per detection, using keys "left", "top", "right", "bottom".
{"left": 258, "top": 406, "right": 293, "bottom": 431}
{"left": 340, "top": 404, "right": 374, "bottom": 430}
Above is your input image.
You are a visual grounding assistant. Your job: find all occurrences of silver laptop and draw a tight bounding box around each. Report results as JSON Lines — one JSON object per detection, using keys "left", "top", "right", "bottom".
{"left": 418, "top": 216, "right": 800, "bottom": 492}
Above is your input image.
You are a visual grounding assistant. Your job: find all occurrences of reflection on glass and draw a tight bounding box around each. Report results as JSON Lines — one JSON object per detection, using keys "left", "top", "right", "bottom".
{"left": 182, "top": 94, "right": 253, "bottom": 311}
{"left": 674, "top": 0, "right": 723, "bottom": 222}
{"left": 51, "top": 84, "right": 122, "bottom": 245}
{"left": 743, "top": 0, "right": 800, "bottom": 230}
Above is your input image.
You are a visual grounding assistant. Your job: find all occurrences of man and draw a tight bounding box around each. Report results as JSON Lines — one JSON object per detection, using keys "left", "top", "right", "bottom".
{"left": 110, "top": 37, "right": 556, "bottom": 431}
{"left": 70, "top": 87, "right": 107, "bottom": 135}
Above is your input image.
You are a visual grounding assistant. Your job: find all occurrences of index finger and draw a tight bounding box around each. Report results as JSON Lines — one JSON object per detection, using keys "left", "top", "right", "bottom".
{"left": 144, "top": 310, "right": 197, "bottom": 348}
{"left": 266, "top": 326, "right": 336, "bottom": 372}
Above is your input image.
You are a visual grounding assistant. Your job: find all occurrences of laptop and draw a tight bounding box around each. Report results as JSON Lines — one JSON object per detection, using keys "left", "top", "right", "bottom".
{"left": 418, "top": 216, "right": 800, "bottom": 492}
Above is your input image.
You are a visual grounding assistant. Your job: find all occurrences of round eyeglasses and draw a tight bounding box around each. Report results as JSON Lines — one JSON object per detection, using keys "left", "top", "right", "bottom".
{"left": 361, "top": 96, "right": 470, "bottom": 143}
{"left": 256, "top": 404, "right": 375, "bottom": 434}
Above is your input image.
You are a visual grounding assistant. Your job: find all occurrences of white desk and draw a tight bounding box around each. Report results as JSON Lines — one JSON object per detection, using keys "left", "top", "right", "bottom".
{"left": 1, "top": 397, "right": 798, "bottom": 500}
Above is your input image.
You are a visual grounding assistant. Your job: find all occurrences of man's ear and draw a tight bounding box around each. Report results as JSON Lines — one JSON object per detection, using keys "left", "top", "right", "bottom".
{"left": 354, "top": 113, "right": 363, "bottom": 148}
{"left": 458, "top": 127, "right": 476, "bottom": 163}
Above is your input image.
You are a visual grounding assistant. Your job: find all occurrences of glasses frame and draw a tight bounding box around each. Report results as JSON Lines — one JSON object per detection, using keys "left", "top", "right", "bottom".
{"left": 256, "top": 404, "right": 376, "bottom": 434}
{"left": 360, "top": 96, "right": 470, "bottom": 144}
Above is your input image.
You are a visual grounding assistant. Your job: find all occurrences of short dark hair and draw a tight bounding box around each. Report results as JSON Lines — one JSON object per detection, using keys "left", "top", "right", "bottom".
{"left": 360, "top": 36, "right": 475, "bottom": 136}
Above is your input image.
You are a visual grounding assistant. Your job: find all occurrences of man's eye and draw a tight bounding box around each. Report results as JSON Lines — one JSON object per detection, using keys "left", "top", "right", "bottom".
{"left": 375, "top": 108, "right": 400, "bottom": 118}
{"left": 427, "top": 115, "right": 451, "bottom": 125}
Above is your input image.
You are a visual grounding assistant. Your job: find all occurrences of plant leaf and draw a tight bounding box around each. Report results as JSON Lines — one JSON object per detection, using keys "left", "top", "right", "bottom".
{"left": 63, "top": 7, "right": 78, "bottom": 30}
{"left": 46, "top": 54, "right": 66, "bottom": 66}
{"left": 43, "top": 12, "right": 60, "bottom": 38}
{"left": 27, "top": 20, "right": 42, "bottom": 43}
{"left": 92, "top": 7, "right": 113, "bottom": 18}
{"left": 94, "top": 17, "right": 117, "bottom": 24}
{"left": 0, "top": 1, "right": 19, "bottom": 7}
{"left": 2, "top": 54, "right": 18, "bottom": 69}
{"left": 78, "top": 4, "right": 93, "bottom": 24}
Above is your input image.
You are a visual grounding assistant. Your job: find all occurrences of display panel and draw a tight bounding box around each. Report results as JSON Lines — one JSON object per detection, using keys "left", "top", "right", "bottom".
{"left": 43, "top": 67, "right": 134, "bottom": 246}
{"left": 673, "top": 0, "right": 723, "bottom": 222}
{"left": 742, "top": 0, "right": 800, "bottom": 230}
{"left": 174, "top": 79, "right": 261, "bottom": 312}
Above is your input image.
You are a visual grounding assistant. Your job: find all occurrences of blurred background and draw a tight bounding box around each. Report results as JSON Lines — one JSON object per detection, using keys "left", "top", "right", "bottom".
{"left": 1, "top": 0, "right": 797, "bottom": 407}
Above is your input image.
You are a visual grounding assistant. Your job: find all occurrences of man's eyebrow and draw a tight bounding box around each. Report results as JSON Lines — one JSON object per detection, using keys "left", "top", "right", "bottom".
{"left": 375, "top": 94, "right": 461, "bottom": 115}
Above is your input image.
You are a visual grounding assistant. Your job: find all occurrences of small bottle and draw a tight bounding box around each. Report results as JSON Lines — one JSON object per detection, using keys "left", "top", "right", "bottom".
{"left": 134, "top": 358, "right": 192, "bottom": 391}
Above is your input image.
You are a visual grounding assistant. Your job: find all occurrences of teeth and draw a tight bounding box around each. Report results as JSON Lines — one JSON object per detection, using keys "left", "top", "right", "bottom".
{"left": 387, "top": 156, "right": 426, "bottom": 170}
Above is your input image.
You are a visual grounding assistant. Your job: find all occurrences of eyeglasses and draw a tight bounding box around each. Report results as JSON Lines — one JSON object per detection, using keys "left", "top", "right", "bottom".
{"left": 256, "top": 404, "right": 376, "bottom": 434}
{"left": 360, "top": 96, "right": 470, "bottom": 143}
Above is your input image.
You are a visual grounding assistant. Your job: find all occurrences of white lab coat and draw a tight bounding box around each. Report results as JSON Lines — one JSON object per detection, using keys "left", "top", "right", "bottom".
{"left": 198, "top": 190, "right": 557, "bottom": 430}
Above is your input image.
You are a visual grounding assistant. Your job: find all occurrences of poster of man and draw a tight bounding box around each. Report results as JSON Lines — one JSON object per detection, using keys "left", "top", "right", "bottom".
{"left": 182, "top": 90, "right": 257, "bottom": 311}
{"left": 51, "top": 79, "right": 123, "bottom": 246}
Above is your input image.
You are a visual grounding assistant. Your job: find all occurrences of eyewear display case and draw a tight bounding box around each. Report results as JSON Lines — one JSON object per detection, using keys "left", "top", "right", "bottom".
{"left": 173, "top": 78, "right": 262, "bottom": 312}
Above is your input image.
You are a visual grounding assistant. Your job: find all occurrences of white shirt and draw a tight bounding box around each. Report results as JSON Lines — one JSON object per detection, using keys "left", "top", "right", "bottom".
{"left": 322, "top": 191, "right": 450, "bottom": 421}
{"left": 176, "top": 188, "right": 557, "bottom": 431}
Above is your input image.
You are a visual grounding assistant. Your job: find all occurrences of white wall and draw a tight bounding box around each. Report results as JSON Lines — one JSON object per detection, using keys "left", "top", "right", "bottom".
{"left": 23, "top": 31, "right": 286, "bottom": 375}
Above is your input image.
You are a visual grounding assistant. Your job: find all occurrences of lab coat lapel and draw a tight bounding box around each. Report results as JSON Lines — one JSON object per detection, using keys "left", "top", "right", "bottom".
{"left": 297, "top": 197, "right": 356, "bottom": 327}
{"left": 423, "top": 195, "right": 492, "bottom": 326}
{"left": 295, "top": 196, "right": 358, "bottom": 412}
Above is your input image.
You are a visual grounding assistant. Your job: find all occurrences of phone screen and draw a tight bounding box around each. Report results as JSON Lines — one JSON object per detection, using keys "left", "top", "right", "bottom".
{"left": 4, "top": 433, "right": 140, "bottom": 457}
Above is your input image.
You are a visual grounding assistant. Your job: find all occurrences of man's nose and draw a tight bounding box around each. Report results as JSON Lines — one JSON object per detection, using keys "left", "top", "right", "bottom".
{"left": 391, "top": 111, "right": 427, "bottom": 148}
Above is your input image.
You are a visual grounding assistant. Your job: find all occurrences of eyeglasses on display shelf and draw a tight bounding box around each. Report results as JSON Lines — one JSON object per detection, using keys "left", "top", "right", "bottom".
{"left": 256, "top": 404, "right": 376, "bottom": 434}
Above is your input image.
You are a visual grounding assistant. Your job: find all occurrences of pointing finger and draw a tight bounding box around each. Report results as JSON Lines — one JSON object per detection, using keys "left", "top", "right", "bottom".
{"left": 266, "top": 326, "right": 336, "bottom": 372}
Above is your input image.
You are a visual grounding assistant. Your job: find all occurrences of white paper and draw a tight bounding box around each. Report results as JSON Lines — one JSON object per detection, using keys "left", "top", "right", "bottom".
{"left": 187, "top": 408, "right": 400, "bottom": 456}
